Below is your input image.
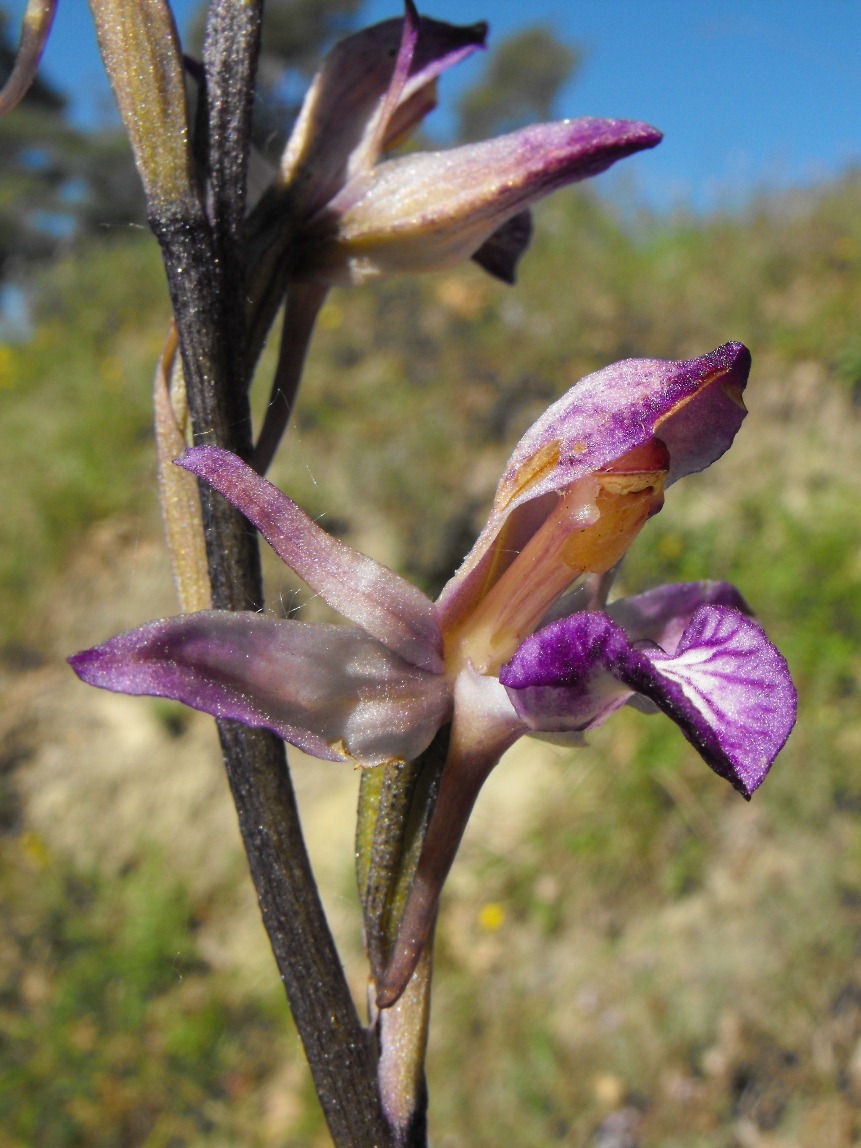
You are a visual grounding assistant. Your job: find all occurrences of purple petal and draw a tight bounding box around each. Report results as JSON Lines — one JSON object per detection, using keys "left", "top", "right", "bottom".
{"left": 607, "top": 580, "right": 751, "bottom": 651}
{"left": 437, "top": 344, "right": 749, "bottom": 630}
{"left": 382, "top": 6, "right": 488, "bottom": 150}
{"left": 69, "top": 612, "right": 451, "bottom": 767}
{"left": 357, "top": 0, "right": 420, "bottom": 178}
{"left": 501, "top": 605, "right": 796, "bottom": 798}
{"left": 630, "top": 605, "right": 797, "bottom": 797}
{"left": 281, "top": 11, "right": 486, "bottom": 217}
{"left": 501, "top": 611, "right": 635, "bottom": 732}
{"left": 396, "top": 10, "right": 487, "bottom": 113}
{"left": 497, "top": 341, "right": 749, "bottom": 504}
{"left": 315, "top": 118, "right": 661, "bottom": 282}
{"left": 178, "top": 447, "right": 443, "bottom": 673}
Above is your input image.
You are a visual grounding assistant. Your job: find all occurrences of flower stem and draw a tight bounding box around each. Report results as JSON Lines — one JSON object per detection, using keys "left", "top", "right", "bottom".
{"left": 147, "top": 2, "right": 392, "bottom": 1142}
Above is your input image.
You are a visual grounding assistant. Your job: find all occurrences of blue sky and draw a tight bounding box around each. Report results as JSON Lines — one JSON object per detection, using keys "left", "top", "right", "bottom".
{"left": 8, "top": 0, "right": 861, "bottom": 212}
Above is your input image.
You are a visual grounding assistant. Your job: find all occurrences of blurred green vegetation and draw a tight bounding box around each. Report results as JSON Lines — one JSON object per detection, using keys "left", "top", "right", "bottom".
{"left": 0, "top": 841, "right": 298, "bottom": 1146}
{"left": 0, "top": 237, "right": 164, "bottom": 646}
{"left": 3, "top": 171, "right": 861, "bottom": 1144}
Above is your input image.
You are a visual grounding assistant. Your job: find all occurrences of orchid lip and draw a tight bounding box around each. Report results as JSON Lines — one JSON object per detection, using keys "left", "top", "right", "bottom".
{"left": 500, "top": 604, "right": 796, "bottom": 800}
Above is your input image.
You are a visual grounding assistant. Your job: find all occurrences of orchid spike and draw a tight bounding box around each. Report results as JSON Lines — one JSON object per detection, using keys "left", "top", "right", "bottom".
{"left": 69, "top": 343, "right": 796, "bottom": 1005}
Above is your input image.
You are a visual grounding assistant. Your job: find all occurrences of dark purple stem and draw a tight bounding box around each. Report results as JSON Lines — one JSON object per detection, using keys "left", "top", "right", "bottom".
{"left": 149, "top": 3, "right": 392, "bottom": 1143}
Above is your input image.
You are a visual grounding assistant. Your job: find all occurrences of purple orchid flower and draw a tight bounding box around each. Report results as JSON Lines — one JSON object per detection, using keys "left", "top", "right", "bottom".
{"left": 279, "top": 1, "right": 662, "bottom": 286}
{"left": 69, "top": 341, "right": 796, "bottom": 1005}
{"left": 252, "top": 2, "right": 662, "bottom": 472}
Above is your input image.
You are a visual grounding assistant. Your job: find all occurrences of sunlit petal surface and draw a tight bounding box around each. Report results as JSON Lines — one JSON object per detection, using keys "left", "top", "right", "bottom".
{"left": 501, "top": 605, "right": 796, "bottom": 797}
{"left": 70, "top": 611, "right": 450, "bottom": 766}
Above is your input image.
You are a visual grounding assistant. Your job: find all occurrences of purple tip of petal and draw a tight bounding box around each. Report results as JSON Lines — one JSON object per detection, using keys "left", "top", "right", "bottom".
{"left": 539, "top": 117, "right": 663, "bottom": 186}
{"left": 365, "top": 0, "right": 421, "bottom": 163}
{"left": 501, "top": 604, "right": 796, "bottom": 799}
{"left": 450, "top": 117, "right": 662, "bottom": 218}
{"left": 498, "top": 339, "right": 751, "bottom": 510}
{"left": 384, "top": 11, "right": 487, "bottom": 148}
{"left": 409, "top": 12, "right": 487, "bottom": 79}
{"left": 657, "top": 342, "right": 751, "bottom": 483}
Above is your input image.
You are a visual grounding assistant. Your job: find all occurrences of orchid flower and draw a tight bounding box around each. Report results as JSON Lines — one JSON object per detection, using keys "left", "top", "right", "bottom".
{"left": 69, "top": 341, "right": 796, "bottom": 1005}
{"left": 274, "top": 1, "right": 662, "bottom": 287}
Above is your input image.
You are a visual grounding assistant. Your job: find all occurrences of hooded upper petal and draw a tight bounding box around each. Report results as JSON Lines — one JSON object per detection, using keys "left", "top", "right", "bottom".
{"left": 69, "top": 611, "right": 451, "bottom": 767}
{"left": 179, "top": 446, "right": 443, "bottom": 673}
{"left": 437, "top": 343, "right": 750, "bottom": 634}
{"left": 302, "top": 118, "right": 662, "bottom": 284}
{"left": 500, "top": 604, "right": 796, "bottom": 798}
{"left": 491, "top": 342, "right": 748, "bottom": 511}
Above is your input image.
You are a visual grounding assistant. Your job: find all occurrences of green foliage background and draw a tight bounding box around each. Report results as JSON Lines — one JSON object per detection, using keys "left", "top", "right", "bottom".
{"left": 3, "top": 173, "right": 861, "bottom": 1144}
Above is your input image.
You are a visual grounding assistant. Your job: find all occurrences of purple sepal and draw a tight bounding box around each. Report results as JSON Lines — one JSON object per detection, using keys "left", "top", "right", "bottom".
{"left": 501, "top": 605, "right": 796, "bottom": 798}
{"left": 68, "top": 611, "right": 451, "bottom": 767}
{"left": 281, "top": 6, "right": 487, "bottom": 217}
{"left": 320, "top": 118, "right": 662, "bottom": 282}
{"left": 178, "top": 447, "right": 443, "bottom": 673}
